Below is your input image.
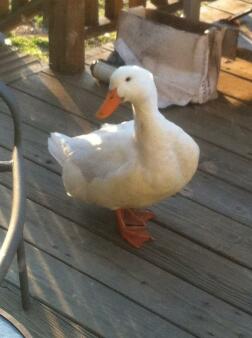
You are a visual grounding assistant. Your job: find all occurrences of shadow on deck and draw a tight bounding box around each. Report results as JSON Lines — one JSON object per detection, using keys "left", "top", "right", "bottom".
{"left": 0, "top": 44, "right": 251, "bottom": 338}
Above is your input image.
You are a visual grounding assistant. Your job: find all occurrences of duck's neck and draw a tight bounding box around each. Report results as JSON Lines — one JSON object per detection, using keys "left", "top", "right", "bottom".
{"left": 132, "top": 97, "right": 165, "bottom": 160}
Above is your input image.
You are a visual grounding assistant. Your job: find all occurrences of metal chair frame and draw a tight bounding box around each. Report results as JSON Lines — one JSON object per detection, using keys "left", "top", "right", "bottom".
{"left": 0, "top": 81, "right": 30, "bottom": 310}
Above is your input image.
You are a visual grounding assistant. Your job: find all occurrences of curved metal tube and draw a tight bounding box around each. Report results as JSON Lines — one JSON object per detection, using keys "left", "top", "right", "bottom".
{"left": 0, "top": 81, "right": 26, "bottom": 283}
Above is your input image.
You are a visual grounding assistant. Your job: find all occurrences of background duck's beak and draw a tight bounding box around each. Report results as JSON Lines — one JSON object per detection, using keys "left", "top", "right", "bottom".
{"left": 96, "top": 88, "right": 121, "bottom": 119}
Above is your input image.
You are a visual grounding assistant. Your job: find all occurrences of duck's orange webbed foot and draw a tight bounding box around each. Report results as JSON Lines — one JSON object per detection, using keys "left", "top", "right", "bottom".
{"left": 115, "top": 208, "right": 154, "bottom": 248}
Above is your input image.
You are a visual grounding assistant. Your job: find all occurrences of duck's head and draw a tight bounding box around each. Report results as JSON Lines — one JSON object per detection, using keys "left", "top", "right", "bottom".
{"left": 96, "top": 65, "right": 157, "bottom": 119}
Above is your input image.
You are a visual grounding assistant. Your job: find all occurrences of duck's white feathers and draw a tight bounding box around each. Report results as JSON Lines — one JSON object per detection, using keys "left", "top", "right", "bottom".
{"left": 48, "top": 65, "right": 199, "bottom": 210}
{"left": 48, "top": 115, "right": 199, "bottom": 210}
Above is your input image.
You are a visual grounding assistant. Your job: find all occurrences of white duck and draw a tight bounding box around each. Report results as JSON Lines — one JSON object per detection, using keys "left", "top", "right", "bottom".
{"left": 48, "top": 66, "right": 199, "bottom": 248}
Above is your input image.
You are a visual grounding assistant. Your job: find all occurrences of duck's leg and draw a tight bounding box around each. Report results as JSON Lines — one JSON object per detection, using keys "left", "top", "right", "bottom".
{"left": 115, "top": 209, "right": 153, "bottom": 248}
{"left": 124, "top": 208, "right": 155, "bottom": 225}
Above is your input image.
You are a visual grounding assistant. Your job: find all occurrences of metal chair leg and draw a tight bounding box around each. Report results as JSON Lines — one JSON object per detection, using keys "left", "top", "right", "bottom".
{"left": 17, "top": 240, "right": 30, "bottom": 310}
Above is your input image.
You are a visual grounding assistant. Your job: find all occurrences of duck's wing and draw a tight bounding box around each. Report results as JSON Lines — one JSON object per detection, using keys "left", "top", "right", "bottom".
{"left": 64, "top": 120, "right": 136, "bottom": 182}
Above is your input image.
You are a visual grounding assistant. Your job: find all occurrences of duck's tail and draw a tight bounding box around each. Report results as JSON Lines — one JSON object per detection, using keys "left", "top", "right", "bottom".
{"left": 48, "top": 132, "right": 71, "bottom": 167}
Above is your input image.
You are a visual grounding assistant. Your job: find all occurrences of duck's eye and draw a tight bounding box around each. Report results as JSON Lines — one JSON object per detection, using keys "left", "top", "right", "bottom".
{"left": 125, "top": 77, "right": 131, "bottom": 82}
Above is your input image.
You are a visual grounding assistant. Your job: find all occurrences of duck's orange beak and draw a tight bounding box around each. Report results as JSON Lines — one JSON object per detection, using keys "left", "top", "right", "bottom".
{"left": 96, "top": 88, "right": 121, "bottom": 120}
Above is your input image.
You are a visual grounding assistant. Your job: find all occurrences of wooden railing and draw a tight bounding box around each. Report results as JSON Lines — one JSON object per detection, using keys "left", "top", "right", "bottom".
{"left": 0, "top": 0, "right": 43, "bottom": 33}
{"left": 85, "top": 0, "right": 185, "bottom": 38}
{"left": 0, "top": 0, "right": 201, "bottom": 74}
{"left": 85, "top": 0, "right": 148, "bottom": 38}
{"left": 47, "top": 0, "right": 186, "bottom": 74}
{"left": 0, "top": 1, "right": 186, "bottom": 36}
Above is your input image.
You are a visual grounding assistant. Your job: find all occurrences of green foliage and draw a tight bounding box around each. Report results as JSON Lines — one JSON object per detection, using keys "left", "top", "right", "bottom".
{"left": 9, "top": 1, "right": 117, "bottom": 62}
{"left": 99, "top": 0, "right": 105, "bottom": 16}
{"left": 33, "top": 15, "right": 44, "bottom": 29}
{"left": 10, "top": 35, "right": 49, "bottom": 61}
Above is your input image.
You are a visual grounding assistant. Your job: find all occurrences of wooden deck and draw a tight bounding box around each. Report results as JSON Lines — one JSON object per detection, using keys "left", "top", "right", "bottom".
{"left": 0, "top": 43, "right": 252, "bottom": 337}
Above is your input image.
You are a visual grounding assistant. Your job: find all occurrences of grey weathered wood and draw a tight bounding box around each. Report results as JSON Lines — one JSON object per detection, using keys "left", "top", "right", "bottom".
{"left": 0, "top": 142, "right": 252, "bottom": 319}
{"left": 0, "top": 87, "right": 94, "bottom": 135}
{"left": 154, "top": 194, "right": 252, "bottom": 268}
{"left": 163, "top": 105, "right": 252, "bottom": 160}
{"left": 0, "top": 55, "right": 38, "bottom": 76}
{"left": 0, "top": 51, "right": 42, "bottom": 84}
{"left": 0, "top": 48, "right": 15, "bottom": 60}
{"left": 11, "top": 73, "right": 252, "bottom": 160}
{"left": 0, "top": 62, "right": 42, "bottom": 84}
{"left": 0, "top": 168, "right": 252, "bottom": 337}
{"left": 0, "top": 83, "right": 251, "bottom": 196}
{"left": 184, "top": 171, "right": 252, "bottom": 227}
{"left": 2, "top": 46, "right": 252, "bottom": 336}
{"left": 0, "top": 95, "right": 251, "bottom": 232}
{"left": 0, "top": 282, "right": 96, "bottom": 338}
{"left": 199, "top": 94, "right": 252, "bottom": 132}
{"left": 0, "top": 52, "right": 24, "bottom": 67}
{"left": 0, "top": 96, "right": 250, "bottom": 271}
{"left": 198, "top": 137, "right": 252, "bottom": 192}
{"left": 0, "top": 237, "right": 193, "bottom": 338}
{"left": 1, "top": 77, "right": 252, "bottom": 197}
{"left": 2, "top": 100, "right": 252, "bottom": 198}
{"left": 11, "top": 72, "right": 129, "bottom": 124}
{"left": 43, "top": 65, "right": 252, "bottom": 132}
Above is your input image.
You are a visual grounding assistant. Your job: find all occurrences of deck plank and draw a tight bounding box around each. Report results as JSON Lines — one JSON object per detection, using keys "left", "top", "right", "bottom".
{"left": 0, "top": 87, "right": 94, "bottom": 135}
{"left": 200, "top": 6, "right": 233, "bottom": 22}
{"left": 221, "top": 57, "right": 252, "bottom": 81}
{"left": 0, "top": 282, "right": 96, "bottom": 338}
{"left": 11, "top": 73, "right": 252, "bottom": 160}
{"left": 0, "top": 125, "right": 251, "bottom": 266}
{"left": 199, "top": 95, "right": 252, "bottom": 132}
{"left": 218, "top": 71, "right": 252, "bottom": 104}
{"left": 0, "top": 185, "right": 251, "bottom": 337}
{"left": 1, "top": 44, "right": 252, "bottom": 338}
{"left": 0, "top": 91, "right": 251, "bottom": 193}
{"left": 207, "top": 0, "right": 252, "bottom": 15}
{"left": 183, "top": 171, "right": 252, "bottom": 227}
{"left": 0, "top": 145, "right": 252, "bottom": 317}
{"left": 0, "top": 98, "right": 251, "bottom": 227}
{"left": 0, "top": 47, "right": 42, "bottom": 84}
{"left": 0, "top": 85, "right": 251, "bottom": 254}
{"left": 11, "top": 72, "right": 128, "bottom": 124}
{"left": 43, "top": 68, "right": 252, "bottom": 132}
{"left": 2, "top": 236, "right": 188, "bottom": 338}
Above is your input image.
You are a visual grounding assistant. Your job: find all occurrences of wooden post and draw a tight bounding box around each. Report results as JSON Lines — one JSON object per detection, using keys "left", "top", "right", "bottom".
{"left": 183, "top": 0, "right": 200, "bottom": 22}
{"left": 129, "top": 0, "right": 146, "bottom": 7}
{"left": 105, "top": 0, "right": 123, "bottom": 20}
{"left": 0, "top": 0, "right": 9, "bottom": 17}
{"left": 85, "top": 0, "right": 98, "bottom": 26}
{"left": 48, "top": 0, "right": 85, "bottom": 74}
